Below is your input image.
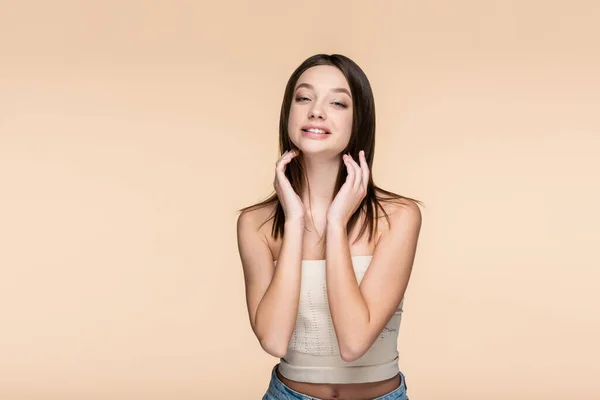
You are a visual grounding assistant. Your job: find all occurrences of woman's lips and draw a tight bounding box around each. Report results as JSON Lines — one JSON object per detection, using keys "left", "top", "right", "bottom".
{"left": 301, "top": 129, "right": 331, "bottom": 139}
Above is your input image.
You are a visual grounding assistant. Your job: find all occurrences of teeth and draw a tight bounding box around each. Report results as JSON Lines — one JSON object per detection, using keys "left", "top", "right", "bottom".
{"left": 306, "top": 128, "right": 327, "bottom": 134}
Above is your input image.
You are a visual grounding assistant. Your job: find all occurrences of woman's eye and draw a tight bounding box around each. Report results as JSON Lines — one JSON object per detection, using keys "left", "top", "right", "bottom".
{"left": 295, "top": 97, "right": 346, "bottom": 108}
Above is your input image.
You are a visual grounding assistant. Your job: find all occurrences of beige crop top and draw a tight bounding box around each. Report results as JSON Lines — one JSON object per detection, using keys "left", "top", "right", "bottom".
{"left": 273, "top": 255, "right": 404, "bottom": 384}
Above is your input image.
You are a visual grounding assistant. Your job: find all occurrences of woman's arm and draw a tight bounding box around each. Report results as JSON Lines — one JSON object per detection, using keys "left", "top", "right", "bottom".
{"left": 237, "top": 211, "right": 304, "bottom": 358}
{"left": 325, "top": 201, "right": 422, "bottom": 362}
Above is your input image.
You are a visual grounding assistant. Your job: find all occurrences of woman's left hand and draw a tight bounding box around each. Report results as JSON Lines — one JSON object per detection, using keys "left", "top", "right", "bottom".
{"left": 326, "top": 150, "right": 370, "bottom": 227}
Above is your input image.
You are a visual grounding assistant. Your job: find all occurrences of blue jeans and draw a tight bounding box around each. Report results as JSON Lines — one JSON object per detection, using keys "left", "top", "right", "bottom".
{"left": 262, "top": 364, "right": 409, "bottom": 400}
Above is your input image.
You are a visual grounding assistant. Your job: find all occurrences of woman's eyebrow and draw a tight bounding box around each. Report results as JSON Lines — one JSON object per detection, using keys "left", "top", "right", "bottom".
{"left": 295, "top": 83, "right": 352, "bottom": 98}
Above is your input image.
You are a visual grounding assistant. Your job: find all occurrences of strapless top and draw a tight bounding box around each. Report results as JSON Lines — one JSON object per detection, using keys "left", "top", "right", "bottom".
{"left": 273, "top": 255, "right": 404, "bottom": 384}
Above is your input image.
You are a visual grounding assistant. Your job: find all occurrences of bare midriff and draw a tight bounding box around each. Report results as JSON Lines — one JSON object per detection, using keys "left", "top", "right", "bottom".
{"left": 276, "top": 366, "right": 401, "bottom": 400}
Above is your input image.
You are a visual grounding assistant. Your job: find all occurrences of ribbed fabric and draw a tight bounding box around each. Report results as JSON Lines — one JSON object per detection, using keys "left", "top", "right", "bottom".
{"left": 273, "top": 255, "right": 404, "bottom": 384}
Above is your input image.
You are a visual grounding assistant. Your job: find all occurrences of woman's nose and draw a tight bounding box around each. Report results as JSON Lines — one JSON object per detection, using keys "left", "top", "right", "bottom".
{"left": 309, "top": 106, "right": 326, "bottom": 119}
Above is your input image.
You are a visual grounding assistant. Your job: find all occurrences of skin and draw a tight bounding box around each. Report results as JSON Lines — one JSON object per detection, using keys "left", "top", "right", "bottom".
{"left": 238, "top": 65, "right": 421, "bottom": 399}
{"left": 287, "top": 65, "right": 355, "bottom": 227}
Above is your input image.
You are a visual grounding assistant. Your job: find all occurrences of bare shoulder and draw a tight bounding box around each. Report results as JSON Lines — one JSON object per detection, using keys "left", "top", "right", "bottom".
{"left": 237, "top": 202, "right": 278, "bottom": 257}
{"left": 374, "top": 189, "right": 422, "bottom": 233}
{"left": 240, "top": 201, "right": 278, "bottom": 228}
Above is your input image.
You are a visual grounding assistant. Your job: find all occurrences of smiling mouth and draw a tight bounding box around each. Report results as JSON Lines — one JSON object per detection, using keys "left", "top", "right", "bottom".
{"left": 302, "top": 128, "right": 330, "bottom": 135}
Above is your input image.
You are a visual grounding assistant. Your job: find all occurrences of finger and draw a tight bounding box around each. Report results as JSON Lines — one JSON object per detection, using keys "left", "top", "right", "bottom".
{"left": 276, "top": 158, "right": 287, "bottom": 171}
{"left": 359, "top": 150, "right": 369, "bottom": 190}
{"left": 343, "top": 154, "right": 355, "bottom": 185}
{"left": 276, "top": 150, "right": 295, "bottom": 170}
{"left": 277, "top": 149, "right": 296, "bottom": 163}
{"left": 286, "top": 149, "right": 299, "bottom": 162}
{"left": 276, "top": 150, "right": 289, "bottom": 167}
{"left": 275, "top": 155, "right": 295, "bottom": 188}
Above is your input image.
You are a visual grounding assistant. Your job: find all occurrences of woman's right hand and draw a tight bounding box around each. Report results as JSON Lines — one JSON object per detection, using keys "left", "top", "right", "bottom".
{"left": 274, "top": 149, "right": 305, "bottom": 222}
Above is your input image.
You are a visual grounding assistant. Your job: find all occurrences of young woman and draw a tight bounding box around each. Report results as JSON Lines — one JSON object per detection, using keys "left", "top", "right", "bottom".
{"left": 237, "top": 54, "right": 423, "bottom": 400}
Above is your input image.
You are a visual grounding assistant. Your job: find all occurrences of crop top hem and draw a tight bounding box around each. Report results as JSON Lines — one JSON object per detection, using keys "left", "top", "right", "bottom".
{"left": 277, "top": 353, "right": 400, "bottom": 384}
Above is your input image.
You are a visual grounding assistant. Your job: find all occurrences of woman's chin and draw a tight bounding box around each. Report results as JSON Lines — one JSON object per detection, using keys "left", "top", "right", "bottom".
{"left": 295, "top": 148, "right": 342, "bottom": 159}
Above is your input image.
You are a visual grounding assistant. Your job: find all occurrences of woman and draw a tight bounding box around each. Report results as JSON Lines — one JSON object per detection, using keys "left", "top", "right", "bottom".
{"left": 237, "top": 54, "right": 423, "bottom": 400}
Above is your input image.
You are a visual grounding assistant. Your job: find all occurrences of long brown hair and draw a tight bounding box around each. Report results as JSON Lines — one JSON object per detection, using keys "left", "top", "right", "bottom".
{"left": 237, "top": 53, "right": 423, "bottom": 244}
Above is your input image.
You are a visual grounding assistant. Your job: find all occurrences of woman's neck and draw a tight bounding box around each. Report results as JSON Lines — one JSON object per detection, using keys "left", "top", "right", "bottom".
{"left": 299, "top": 154, "right": 342, "bottom": 217}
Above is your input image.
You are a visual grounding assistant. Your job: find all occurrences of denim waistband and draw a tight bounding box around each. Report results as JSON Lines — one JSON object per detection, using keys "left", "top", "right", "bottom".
{"left": 266, "top": 363, "right": 407, "bottom": 400}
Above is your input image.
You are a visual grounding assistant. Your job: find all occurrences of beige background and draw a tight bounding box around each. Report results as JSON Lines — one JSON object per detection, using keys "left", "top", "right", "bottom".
{"left": 1, "top": 1, "right": 598, "bottom": 399}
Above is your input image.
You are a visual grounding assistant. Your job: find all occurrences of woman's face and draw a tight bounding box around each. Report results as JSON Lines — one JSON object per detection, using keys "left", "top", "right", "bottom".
{"left": 287, "top": 65, "right": 353, "bottom": 156}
